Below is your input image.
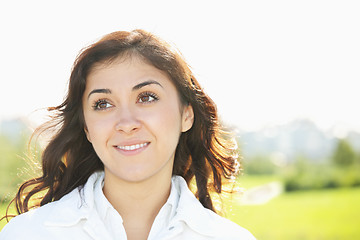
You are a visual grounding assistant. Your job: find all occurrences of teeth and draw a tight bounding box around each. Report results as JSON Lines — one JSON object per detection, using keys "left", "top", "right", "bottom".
{"left": 117, "top": 143, "right": 148, "bottom": 151}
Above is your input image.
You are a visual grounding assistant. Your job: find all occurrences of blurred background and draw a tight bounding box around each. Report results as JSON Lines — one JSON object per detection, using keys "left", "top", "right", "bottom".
{"left": 1, "top": 0, "right": 359, "bottom": 239}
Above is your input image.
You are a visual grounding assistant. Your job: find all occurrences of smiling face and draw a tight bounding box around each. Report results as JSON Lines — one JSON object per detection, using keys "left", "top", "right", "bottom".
{"left": 82, "top": 56, "right": 194, "bottom": 184}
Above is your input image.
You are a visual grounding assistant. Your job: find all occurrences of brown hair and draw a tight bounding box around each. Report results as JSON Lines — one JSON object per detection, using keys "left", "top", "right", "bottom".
{"left": 3, "top": 29, "right": 240, "bottom": 221}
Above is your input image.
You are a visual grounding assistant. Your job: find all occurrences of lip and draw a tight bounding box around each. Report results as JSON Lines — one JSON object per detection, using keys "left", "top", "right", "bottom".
{"left": 113, "top": 141, "right": 150, "bottom": 156}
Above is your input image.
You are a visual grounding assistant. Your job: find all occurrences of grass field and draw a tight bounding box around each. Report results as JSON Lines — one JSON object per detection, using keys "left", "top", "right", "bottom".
{"left": 0, "top": 203, "right": 10, "bottom": 231}
{"left": 1, "top": 176, "right": 360, "bottom": 239}
{"left": 228, "top": 175, "right": 360, "bottom": 240}
{"left": 0, "top": 200, "right": 17, "bottom": 231}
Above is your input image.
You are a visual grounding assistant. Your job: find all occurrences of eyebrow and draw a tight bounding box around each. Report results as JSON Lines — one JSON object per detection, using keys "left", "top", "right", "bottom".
{"left": 132, "top": 80, "right": 163, "bottom": 90}
{"left": 87, "top": 80, "right": 163, "bottom": 99}
{"left": 87, "top": 88, "right": 111, "bottom": 99}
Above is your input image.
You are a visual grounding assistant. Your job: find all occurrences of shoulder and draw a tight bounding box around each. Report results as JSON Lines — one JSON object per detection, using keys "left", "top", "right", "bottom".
{"left": 176, "top": 202, "right": 256, "bottom": 239}
{"left": 173, "top": 176, "right": 256, "bottom": 239}
{"left": 0, "top": 202, "right": 57, "bottom": 239}
{"left": 0, "top": 172, "right": 104, "bottom": 239}
{"left": 204, "top": 209, "right": 256, "bottom": 239}
{"left": 0, "top": 188, "right": 84, "bottom": 239}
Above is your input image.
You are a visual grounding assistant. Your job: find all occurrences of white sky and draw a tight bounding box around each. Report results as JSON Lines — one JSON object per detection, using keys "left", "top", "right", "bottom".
{"left": 0, "top": 0, "right": 359, "bottom": 132}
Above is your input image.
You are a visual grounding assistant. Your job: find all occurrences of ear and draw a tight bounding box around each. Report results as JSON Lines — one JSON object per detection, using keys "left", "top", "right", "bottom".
{"left": 181, "top": 104, "right": 194, "bottom": 132}
{"left": 84, "top": 126, "right": 92, "bottom": 143}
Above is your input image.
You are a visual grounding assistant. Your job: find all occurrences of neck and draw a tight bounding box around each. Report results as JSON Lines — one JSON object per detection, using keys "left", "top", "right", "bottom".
{"left": 102, "top": 171, "right": 172, "bottom": 239}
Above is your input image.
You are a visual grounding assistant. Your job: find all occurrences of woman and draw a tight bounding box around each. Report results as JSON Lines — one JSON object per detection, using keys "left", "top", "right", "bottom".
{"left": 0, "top": 30, "right": 255, "bottom": 239}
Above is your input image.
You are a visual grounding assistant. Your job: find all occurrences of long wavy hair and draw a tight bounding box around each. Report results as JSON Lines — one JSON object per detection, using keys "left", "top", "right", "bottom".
{"left": 3, "top": 29, "right": 240, "bottom": 221}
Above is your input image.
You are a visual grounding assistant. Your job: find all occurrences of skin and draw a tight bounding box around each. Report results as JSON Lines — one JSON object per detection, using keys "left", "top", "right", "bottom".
{"left": 82, "top": 56, "right": 194, "bottom": 240}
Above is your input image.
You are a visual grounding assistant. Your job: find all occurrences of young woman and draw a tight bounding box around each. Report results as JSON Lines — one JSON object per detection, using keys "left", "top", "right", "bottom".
{"left": 0, "top": 30, "right": 255, "bottom": 239}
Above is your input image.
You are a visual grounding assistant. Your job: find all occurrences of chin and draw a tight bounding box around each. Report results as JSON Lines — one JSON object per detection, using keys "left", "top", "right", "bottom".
{"left": 120, "top": 174, "right": 150, "bottom": 183}
{"left": 108, "top": 168, "right": 154, "bottom": 183}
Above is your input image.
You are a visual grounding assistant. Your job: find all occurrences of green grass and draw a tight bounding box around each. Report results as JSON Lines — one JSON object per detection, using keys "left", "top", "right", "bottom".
{"left": 0, "top": 203, "right": 10, "bottom": 231}
{"left": 0, "top": 200, "right": 17, "bottom": 231}
{"left": 227, "top": 177, "right": 360, "bottom": 240}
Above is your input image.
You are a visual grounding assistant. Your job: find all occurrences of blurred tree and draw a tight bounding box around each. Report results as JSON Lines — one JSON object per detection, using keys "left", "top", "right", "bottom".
{"left": 332, "top": 138, "right": 357, "bottom": 167}
{"left": 243, "top": 155, "right": 278, "bottom": 175}
{"left": 0, "top": 134, "right": 25, "bottom": 199}
{"left": 0, "top": 131, "right": 40, "bottom": 201}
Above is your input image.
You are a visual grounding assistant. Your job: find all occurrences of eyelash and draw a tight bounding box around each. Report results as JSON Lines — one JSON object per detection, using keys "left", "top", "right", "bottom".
{"left": 137, "top": 91, "right": 159, "bottom": 104}
{"left": 91, "top": 92, "right": 159, "bottom": 111}
{"left": 92, "top": 99, "right": 112, "bottom": 111}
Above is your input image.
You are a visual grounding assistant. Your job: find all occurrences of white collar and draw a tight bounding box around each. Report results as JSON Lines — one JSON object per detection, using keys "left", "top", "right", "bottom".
{"left": 44, "top": 171, "right": 217, "bottom": 236}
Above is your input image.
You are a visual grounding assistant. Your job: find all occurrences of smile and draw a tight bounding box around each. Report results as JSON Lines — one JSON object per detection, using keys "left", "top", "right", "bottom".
{"left": 116, "top": 142, "right": 149, "bottom": 151}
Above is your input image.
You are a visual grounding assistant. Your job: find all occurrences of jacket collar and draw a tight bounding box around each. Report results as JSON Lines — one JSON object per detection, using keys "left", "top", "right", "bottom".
{"left": 170, "top": 176, "right": 218, "bottom": 237}
{"left": 44, "top": 172, "right": 102, "bottom": 227}
{"left": 44, "top": 172, "right": 218, "bottom": 237}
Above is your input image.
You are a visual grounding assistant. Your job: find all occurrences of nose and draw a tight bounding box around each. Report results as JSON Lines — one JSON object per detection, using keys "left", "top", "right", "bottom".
{"left": 114, "top": 107, "right": 141, "bottom": 134}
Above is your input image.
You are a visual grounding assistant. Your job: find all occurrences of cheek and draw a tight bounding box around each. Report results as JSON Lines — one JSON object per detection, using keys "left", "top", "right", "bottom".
{"left": 85, "top": 114, "right": 113, "bottom": 141}
{"left": 146, "top": 103, "right": 183, "bottom": 140}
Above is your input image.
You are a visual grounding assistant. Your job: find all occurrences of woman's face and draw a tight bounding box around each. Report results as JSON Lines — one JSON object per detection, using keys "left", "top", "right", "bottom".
{"left": 82, "top": 56, "right": 194, "bottom": 183}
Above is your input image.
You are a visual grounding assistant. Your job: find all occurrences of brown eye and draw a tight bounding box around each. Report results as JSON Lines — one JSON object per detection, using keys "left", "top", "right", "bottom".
{"left": 139, "top": 95, "right": 151, "bottom": 102}
{"left": 138, "top": 92, "right": 159, "bottom": 103}
{"left": 98, "top": 102, "right": 108, "bottom": 109}
{"left": 93, "top": 99, "right": 113, "bottom": 110}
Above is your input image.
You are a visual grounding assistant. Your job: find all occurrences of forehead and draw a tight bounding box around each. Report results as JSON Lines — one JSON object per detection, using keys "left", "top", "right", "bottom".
{"left": 89, "top": 54, "right": 148, "bottom": 76}
{"left": 87, "top": 56, "right": 169, "bottom": 85}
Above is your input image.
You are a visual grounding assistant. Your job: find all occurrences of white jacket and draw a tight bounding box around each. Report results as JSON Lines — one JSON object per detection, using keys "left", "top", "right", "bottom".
{"left": 0, "top": 172, "right": 255, "bottom": 240}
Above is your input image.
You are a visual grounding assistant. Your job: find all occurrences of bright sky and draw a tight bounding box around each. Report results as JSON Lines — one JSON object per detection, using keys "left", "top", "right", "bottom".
{"left": 0, "top": 0, "right": 359, "bottom": 133}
